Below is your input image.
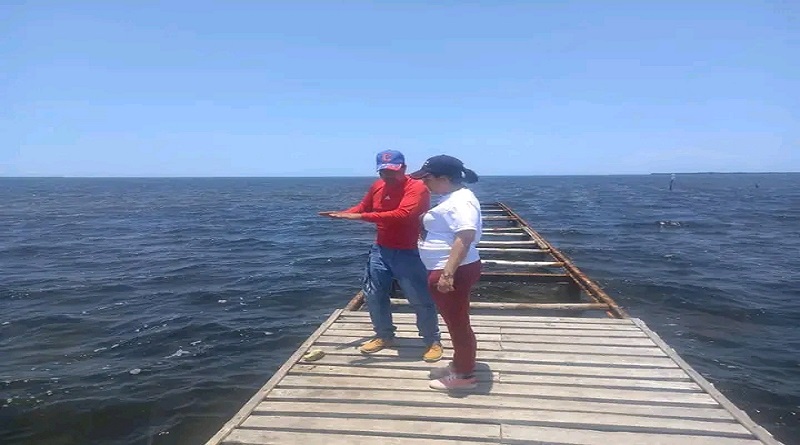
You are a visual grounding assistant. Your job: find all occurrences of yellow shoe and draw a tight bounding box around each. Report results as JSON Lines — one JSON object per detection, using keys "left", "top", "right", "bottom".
{"left": 423, "top": 342, "right": 444, "bottom": 363}
{"left": 360, "top": 337, "right": 393, "bottom": 354}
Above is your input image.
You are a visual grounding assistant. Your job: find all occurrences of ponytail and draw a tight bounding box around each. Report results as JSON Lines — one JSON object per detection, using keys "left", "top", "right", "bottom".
{"left": 462, "top": 167, "right": 479, "bottom": 183}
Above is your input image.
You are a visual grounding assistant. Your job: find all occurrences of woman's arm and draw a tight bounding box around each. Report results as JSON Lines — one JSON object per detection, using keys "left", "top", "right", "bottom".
{"left": 437, "top": 229, "right": 476, "bottom": 293}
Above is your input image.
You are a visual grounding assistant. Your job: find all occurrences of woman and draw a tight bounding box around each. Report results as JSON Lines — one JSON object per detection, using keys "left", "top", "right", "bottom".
{"left": 410, "top": 154, "right": 482, "bottom": 391}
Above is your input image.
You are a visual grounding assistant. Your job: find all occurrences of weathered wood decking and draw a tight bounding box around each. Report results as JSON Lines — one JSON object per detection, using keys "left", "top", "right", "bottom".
{"left": 204, "top": 202, "right": 782, "bottom": 444}
{"left": 206, "top": 310, "right": 783, "bottom": 445}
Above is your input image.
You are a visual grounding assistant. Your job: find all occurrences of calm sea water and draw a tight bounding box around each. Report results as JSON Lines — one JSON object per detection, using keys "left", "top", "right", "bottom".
{"left": 1, "top": 174, "right": 798, "bottom": 445}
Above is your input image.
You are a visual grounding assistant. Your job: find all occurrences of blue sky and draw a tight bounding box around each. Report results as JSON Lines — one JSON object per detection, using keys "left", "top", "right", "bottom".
{"left": 2, "top": 1, "right": 797, "bottom": 176}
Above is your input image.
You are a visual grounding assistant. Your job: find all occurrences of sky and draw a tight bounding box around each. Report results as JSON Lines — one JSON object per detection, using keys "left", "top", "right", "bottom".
{"left": 1, "top": 1, "right": 798, "bottom": 177}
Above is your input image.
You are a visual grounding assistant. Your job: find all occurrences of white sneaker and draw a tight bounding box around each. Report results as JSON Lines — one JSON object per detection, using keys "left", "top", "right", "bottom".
{"left": 428, "top": 363, "right": 454, "bottom": 380}
{"left": 429, "top": 373, "right": 477, "bottom": 391}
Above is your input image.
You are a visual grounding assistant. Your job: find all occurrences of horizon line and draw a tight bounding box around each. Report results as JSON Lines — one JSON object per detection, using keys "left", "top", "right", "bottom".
{"left": 1, "top": 171, "right": 799, "bottom": 179}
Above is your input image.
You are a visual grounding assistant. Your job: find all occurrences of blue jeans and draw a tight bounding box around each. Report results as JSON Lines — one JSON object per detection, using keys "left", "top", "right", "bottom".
{"left": 362, "top": 244, "right": 441, "bottom": 345}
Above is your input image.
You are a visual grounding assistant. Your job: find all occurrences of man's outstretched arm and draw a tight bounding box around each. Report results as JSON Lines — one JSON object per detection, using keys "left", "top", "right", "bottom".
{"left": 359, "top": 184, "right": 429, "bottom": 223}
{"left": 319, "top": 183, "right": 375, "bottom": 218}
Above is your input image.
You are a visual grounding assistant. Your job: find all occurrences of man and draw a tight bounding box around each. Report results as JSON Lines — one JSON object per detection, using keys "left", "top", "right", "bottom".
{"left": 319, "top": 149, "right": 443, "bottom": 362}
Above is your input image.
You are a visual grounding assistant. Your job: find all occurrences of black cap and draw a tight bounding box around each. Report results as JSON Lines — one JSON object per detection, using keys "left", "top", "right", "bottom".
{"left": 409, "top": 155, "right": 464, "bottom": 179}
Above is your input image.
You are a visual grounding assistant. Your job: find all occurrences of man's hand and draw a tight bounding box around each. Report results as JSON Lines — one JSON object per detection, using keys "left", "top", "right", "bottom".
{"left": 319, "top": 211, "right": 362, "bottom": 220}
{"left": 333, "top": 213, "right": 362, "bottom": 220}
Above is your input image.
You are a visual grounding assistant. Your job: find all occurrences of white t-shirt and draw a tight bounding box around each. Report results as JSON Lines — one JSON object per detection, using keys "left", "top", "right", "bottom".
{"left": 418, "top": 188, "right": 482, "bottom": 271}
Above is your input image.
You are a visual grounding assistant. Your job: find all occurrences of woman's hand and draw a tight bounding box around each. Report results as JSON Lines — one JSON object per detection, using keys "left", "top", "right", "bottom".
{"left": 436, "top": 273, "right": 455, "bottom": 293}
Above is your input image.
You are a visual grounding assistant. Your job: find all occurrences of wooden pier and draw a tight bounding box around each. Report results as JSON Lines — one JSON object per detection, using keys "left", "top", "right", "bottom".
{"left": 205, "top": 203, "right": 783, "bottom": 445}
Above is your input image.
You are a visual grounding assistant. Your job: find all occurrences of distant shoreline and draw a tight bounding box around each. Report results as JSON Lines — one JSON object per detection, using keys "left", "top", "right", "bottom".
{"left": 648, "top": 172, "right": 796, "bottom": 175}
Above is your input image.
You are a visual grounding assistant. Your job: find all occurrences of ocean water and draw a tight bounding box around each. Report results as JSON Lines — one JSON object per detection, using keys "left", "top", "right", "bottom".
{"left": 1, "top": 174, "right": 798, "bottom": 445}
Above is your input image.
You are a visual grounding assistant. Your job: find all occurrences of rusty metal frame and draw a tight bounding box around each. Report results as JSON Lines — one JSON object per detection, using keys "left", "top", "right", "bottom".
{"left": 495, "top": 202, "right": 628, "bottom": 318}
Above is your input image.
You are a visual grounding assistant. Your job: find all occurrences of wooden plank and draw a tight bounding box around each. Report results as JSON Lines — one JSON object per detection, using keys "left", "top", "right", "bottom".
{"left": 323, "top": 329, "right": 502, "bottom": 342}
{"left": 322, "top": 329, "right": 657, "bottom": 347}
{"left": 388, "top": 298, "right": 608, "bottom": 311}
{"left": 429, "top": 313, "right": 636, "bottom": 324}
{"left": 325, "top": 336, "right": 661, "bottom": 357}
{"left": 317, "top": 348, "right": 679, "bottom": 368}
{"left": 468, "top": 302, "right": 608, "bottom": 311}
{"left": 501, "top": 333, "right": 656, "bottom": 346}
{"left": 205, "top": 309, "right": 344, "bottom": 445}
{"left": 501, "top": 424, "right": 762, "bottom": 445}
{"left": 340, "top": 314, "right": 638, "bottom": 330}
{"left": 483, "top": 215, "right": 517, "bottom": 220}
{"left": 333, "top": 322, "right": 645, "bottom": 338}
{"left": 314, "top": 335, "right": 503, "bottom": 351}
{"left": 460, "top": 315, "right": 641, "bottom": 332}
{"left": 479, "top": 271, "right": 572, "bottom": 282}
{"left": 331, "top": 322, "right": 501, "bottom": 334}
{"left": 499, "top": 342, "right": 668, "bottom": 357}
{"left": 633, "top": 319, "right": 786, "bottom": 445}
{"left": 336, "top": 312, "right": 632, "bottom": 326}
{"left": 240, "top": 415, "right": 501, "bottom": 440}
{"left": 497, "top": 372, "right": 702, "bottom": 392}
{"left": 340, "top": 310, "right": 624, "bottom": 324}
{"left": 267, "top": 388, "right": 735, "bottom": 421}
{"left": 289, "top": 364, "right": 701, "bottom": 392}
{"left": 480, "top": 232, "right": 530, "bottom": 236}
{"left": 223, "top": 429, "right": 495, "bottom": 445}
{"left": 254, "top": 401, "right": 751, "bottom": 437}
{"left": 499, "top": 327, "right": 647, "bottom": 337}
{"left": 325, "top": 324, "right": 500, "bottom": 346}
{"left": 290, "top": 364, "right": 496, "bottom": 380}
{"left": 477, "top": 240, "right": 538, "bottom": 245}
{"left": 468, "top": 314, "right": 627, "bottom": 323}
{"left": 482, "top": 260, "right": 563, "bottom": 267}
{"left": 276, "top": 375, "right": 718, "bottom": 405}
{"left": 415, "top": 320, "right": 640, "bottom": 330}
{"left": 478, "top": 247, "right": 549, "bottom": 253}
{"left": 475, "top": 349, "right": 676, "bottom": 367}
{"left": 337, "top": 319, "right": 640, "bottom": 331}
{"left": 299, "top": 354, "right": 692, "bottom": 380}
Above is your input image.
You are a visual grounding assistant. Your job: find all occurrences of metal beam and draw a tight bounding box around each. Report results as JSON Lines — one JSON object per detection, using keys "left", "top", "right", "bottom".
{"left": 497, "top": 202, "right": 628, "bottom": 318}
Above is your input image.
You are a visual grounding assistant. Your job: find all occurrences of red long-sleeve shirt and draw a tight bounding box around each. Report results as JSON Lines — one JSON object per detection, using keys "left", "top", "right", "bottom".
{"left": 344, "top": 176, "right": 430, "bottom": 249}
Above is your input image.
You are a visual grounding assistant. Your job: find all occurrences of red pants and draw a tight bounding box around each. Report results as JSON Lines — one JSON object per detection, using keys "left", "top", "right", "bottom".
{"left": 427, "top": 260, "right": 482, "bottom": 375}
